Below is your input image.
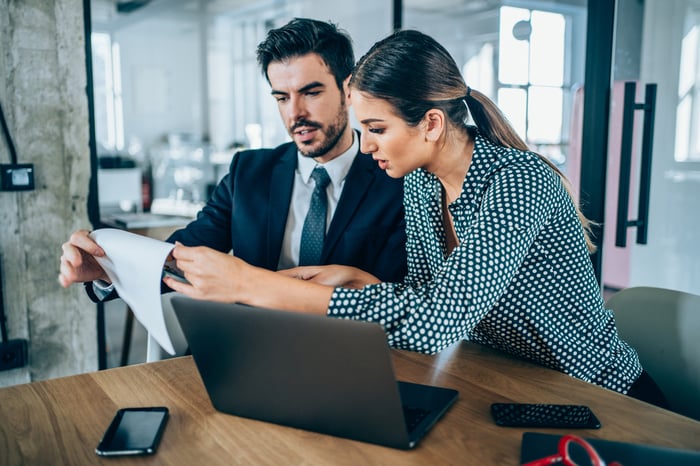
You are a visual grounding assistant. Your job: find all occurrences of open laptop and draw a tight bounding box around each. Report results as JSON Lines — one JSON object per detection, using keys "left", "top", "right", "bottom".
{"left": 170, "top": 296, "right": 458, "bottom": 449}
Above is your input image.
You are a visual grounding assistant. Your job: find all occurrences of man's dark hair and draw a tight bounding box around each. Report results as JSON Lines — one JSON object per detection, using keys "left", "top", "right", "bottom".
{"left": 256, "top": 18, "right": 354, "bottom": 90}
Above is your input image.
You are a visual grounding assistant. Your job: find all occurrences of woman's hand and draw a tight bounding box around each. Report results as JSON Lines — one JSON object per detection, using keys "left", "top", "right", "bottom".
{"left": 279, "top": 265, "right": 381, "bottom": 289}
{"left": 163, "top": 243, "right": 250, "bottom": 303}
{"left": 165, "top": 243, "right": 336, "bottom": 315}
{"left": 58, "top": 229, "right": 109, "bottom": 287}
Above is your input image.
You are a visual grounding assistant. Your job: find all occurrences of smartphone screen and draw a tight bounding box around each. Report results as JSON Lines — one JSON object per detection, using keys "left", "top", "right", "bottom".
{"left": 490, "top": 403, "right": 601, "bottom": 429}
{"left": 96, "top": 407, "right": 169, "bottom": 456}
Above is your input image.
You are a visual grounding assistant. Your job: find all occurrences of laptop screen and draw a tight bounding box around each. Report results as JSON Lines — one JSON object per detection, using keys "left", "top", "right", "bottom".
{"left": 171, "top": 296, "right": 458, "bottom": 449}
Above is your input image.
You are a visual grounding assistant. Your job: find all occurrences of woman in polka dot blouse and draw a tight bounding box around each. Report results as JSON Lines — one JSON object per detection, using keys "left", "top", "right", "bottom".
{"left": 165, "top": 30, "right": 667, "bottom": 407}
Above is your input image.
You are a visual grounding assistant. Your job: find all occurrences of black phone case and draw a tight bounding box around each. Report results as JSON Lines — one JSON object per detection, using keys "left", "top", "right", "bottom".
{"left": 491, "top": 403, "right": 601, "bottom": 429}
{"left": 96, "top": 407, "right": 169, "bottom": 456}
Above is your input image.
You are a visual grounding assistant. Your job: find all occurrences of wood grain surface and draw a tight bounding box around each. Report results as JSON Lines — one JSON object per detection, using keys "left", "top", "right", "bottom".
{"left": 1, "top": 341, "right": 698, "bottom": 465}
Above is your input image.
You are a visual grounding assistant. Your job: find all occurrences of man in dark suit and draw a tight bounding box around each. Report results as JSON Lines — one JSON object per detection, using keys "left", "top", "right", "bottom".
{"left": 59, "top": 18, "right": 406, "bottom": 297}
{"left": 169, "top": 139, "right": 405, "bottom": 282}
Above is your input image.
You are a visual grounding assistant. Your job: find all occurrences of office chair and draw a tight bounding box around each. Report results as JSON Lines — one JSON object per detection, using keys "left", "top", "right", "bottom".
{"left": 145, "top": 292, "right": 190, "bottom": 362}
{"left": 606, "top": 286, "right": 700, "bottom": 421}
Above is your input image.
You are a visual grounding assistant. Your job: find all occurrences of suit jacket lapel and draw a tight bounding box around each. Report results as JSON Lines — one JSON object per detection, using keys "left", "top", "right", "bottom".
{"left": 323, "top": 149, "right": 375, "bottom": 261}
{"left": 267, "top": 144, "right": 297, "bottom": 268}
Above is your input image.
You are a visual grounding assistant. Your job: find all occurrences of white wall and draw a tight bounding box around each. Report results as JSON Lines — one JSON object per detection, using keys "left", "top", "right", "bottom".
{"left": 113, "top": 16, "right": 203, "bottom": 150}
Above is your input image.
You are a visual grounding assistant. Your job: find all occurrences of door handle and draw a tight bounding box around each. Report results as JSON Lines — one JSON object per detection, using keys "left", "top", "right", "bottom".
{"left": 615, "top": 81, "right": 657, "bottom": 247}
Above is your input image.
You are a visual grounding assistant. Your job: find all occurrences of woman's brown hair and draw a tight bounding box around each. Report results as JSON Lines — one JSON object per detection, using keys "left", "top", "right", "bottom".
{"left": 350, "top": 30, "right": 596, "bottom": 252}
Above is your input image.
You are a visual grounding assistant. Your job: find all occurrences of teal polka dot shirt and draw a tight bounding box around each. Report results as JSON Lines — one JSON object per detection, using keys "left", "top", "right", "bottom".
{"left": 328, "top": 132, "right": 642, "bottom": 393}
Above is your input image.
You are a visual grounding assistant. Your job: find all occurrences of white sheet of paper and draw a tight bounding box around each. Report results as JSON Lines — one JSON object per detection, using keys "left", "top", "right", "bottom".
{"left": 90, "top": 228, "right": 176, "bottom": 355}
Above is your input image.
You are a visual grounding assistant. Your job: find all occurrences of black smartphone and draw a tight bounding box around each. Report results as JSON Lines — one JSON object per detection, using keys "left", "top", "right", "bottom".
{"left": 95, "top": 407, "right": 169, "bottom": 456}
{"left": 162, "top": 263, "right": 190, "bottom": 284}
{"left": 490, "top": 403, "right": 601, "bottom": 429}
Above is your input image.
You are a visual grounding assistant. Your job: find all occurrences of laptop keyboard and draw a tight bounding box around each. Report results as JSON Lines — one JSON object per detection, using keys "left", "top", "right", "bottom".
{"left": 403, "top": 405, "right": 431, "bottom": 433}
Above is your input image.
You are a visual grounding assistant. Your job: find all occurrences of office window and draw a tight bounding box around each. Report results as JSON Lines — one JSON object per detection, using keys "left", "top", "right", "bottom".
{"left": 463, "top": 43, "right": 495, "bottom": 102}
{"left": 675, "top": 12, "right": 700, "bottom": 162}
{"left": 91, "top": 32, "right": 124, "bottom": 152}
{"left": 497, "top": 6, "right": 569, "bottom": 166}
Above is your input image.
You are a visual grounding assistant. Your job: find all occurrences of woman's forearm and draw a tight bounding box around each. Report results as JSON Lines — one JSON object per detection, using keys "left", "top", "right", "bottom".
{"left": 240, "top": 265, "right": 335, "bottom": 315}
{"left": 168, "top": 243, "right": 335, "bottom": 312}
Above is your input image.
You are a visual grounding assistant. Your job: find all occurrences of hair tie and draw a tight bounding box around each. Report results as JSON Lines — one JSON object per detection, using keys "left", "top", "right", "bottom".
{"left": 462, "top": 87, "right": 472, "bottom": 112}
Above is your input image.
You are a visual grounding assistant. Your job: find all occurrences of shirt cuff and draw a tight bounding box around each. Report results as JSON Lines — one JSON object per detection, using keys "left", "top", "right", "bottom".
{"left": 92, "top": 280, "right": 115, "bottom": 301}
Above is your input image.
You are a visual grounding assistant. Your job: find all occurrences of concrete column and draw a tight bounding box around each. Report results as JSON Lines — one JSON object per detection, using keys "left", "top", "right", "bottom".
{"left": 0, "top": 0, "right": 97, "bottom": 386}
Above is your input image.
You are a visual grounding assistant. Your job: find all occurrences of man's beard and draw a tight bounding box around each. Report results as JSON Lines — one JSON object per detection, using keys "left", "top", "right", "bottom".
{"left": 291, "top": 102, "right": 349, "bottom": 159}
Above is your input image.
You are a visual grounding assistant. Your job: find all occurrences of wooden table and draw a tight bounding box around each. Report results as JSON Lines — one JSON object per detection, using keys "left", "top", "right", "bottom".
{"left": 1, "top": 341, "right": 699, "bottom": 465}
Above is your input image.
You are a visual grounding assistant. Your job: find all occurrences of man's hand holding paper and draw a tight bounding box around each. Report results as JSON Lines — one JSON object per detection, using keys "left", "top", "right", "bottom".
{"left": 86, "top": 228, "right": 177, "bottom": 355}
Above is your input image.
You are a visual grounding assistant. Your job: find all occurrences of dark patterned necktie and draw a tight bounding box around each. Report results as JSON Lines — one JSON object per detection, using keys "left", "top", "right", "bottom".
{"left": 299, "top": 166, "right": 331, "bottom": 266}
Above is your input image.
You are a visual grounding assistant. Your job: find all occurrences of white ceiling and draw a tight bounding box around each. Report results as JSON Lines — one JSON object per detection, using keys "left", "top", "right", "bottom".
{"left": 91, "top": 0, "right": 263, "bottom": 30}
{"left": 91, "top": 0, "right": 589, "bottom": 30}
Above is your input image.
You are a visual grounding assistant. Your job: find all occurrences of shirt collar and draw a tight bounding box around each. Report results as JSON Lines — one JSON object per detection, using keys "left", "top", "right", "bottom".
{"left": 297, "top": 131, "right": 359, "bottom": 189}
